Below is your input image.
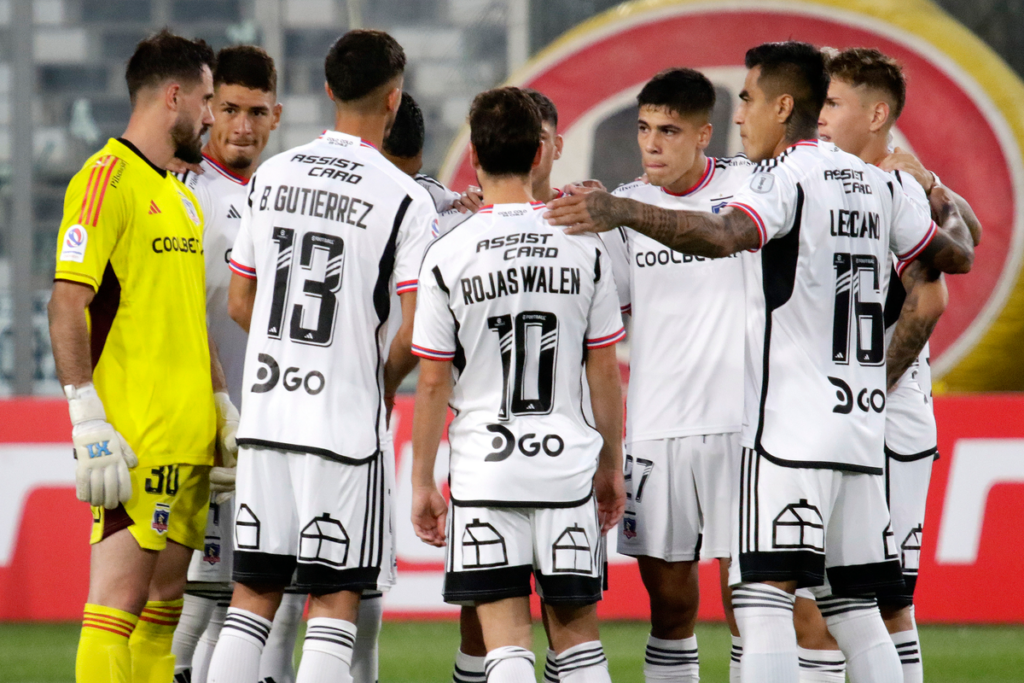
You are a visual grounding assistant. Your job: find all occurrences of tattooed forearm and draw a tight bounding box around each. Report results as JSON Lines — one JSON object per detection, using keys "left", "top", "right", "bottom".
{"left": 921, "top": 189, "right": 974, "bottom": 274}
{"left": 886, "top": 314, "right": 937, "bottom": 390}
{"left": 886, "top": 264, "right": 947, "bottom": 391}
{"left": 609, "top": 195, "right": 759, "bottom": 257}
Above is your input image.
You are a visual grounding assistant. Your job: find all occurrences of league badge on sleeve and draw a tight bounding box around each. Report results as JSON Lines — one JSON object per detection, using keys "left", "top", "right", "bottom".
{"left": 60, "top": 225, "right": 88, "bottom": 263}
{"left": 151, "top": 502, "right": 171, "bottom": 534}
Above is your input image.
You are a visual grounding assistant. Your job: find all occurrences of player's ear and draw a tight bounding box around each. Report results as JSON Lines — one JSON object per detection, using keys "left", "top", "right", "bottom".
{"left": 386, "top": 87, "right": 402, "bottom": 115}
{"left": 469, "top": 143, "right": 481, "bottom": 172}
{"left": 776, "top": 93, "right": 794, "bottom": 123}
{"left": 698, "top": 122, "right": 713, "bottom": 149}
{"left": 870, "top": 100, "right": 890, "bottom": 133}
{"left": 271, "top": 102, "right": 283, "bottom": 131}
{"left": 166, "top": 82, "right": 181, "bottom": 111}
{"left": 554, "top": 134, "right": 564, "bottom": 160}
{"left": 324, "top": 81, "right": 335, "bottom": 102}
{"left": 532, "top": 140, "right": 545, "bottom": 169}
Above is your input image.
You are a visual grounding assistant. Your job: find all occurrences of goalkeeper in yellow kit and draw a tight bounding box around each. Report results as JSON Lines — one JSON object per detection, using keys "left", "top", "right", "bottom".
{"left": 47, "top": 31, "right": 239, "bottom": 683}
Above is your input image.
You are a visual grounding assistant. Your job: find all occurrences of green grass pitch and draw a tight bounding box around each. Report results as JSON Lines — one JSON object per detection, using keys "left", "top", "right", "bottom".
{"left": 1, "top": 621, "right": 1022, "bottom": 682}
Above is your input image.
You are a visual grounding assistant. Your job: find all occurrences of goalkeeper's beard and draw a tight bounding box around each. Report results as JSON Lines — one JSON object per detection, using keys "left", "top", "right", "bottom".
{"left": 172, "top": 114, "right": 207, "bottom": 164}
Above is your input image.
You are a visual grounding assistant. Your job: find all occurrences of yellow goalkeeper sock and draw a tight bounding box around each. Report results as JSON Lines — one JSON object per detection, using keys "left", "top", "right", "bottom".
{"left": 129, "top": 598, "right": 183, "bottom": 683}
{"left": 77, "top": 603, "right": 138, "bottom": 683}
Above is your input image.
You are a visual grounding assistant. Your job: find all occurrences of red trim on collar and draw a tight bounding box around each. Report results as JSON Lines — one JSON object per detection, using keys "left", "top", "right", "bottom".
{"left": 661, "top": 157, "right": 714, "bottom": 197}
{"left": 202, "top": 154, "right": 248, "bottom": 184}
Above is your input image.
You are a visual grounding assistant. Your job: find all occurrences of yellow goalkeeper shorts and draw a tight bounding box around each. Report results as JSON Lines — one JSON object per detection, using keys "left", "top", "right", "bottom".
{"left": 91, "top": 463, "right": 211, "bottom": 551}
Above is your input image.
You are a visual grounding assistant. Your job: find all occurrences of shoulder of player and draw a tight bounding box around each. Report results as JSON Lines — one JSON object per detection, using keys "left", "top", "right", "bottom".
{"left": 65, "top": 149, "right": 131, "bottom": 223}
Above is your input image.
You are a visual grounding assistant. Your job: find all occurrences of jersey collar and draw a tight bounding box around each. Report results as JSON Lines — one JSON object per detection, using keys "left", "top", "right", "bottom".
{"left": 202, "top": 153, "right": 248, "bottom": 185}
{"left": 319, "top": 129, "right": 379, "bottom": 151}
{"left": 115, "top": 137, "right": 167, "bottom": 178}
{"left": 661, "top": 157, "right": 714, "bottom": 197}
{"left": 477, "top": 201, "right": 546, "bottom": 215}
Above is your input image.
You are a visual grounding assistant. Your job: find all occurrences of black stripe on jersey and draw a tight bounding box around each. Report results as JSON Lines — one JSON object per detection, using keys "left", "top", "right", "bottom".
{"left": 235, "top": 437, "right": 378, "bottom": 465}
{"left": 450, "top": 489, "right": 593, "bottom": 510}
{"left": 754, "top": 183, "right": 804, "bottom": 452}
{"left": 247, "top": 172, "right": 258, "bottom": 208}
{"left": 432, "top": 265, "right": 467, "bottom": 374}
{"left": 883, "top": 263, "right": 906, "bottom": 330}
{"left": 884, "top": 444, "right": 939, "bottom": 462}
{"left": 593, "top": 247, "right": 603, "bottom": 282}
{"left": 372, "top": 193, "right": 413, "bottom": 455}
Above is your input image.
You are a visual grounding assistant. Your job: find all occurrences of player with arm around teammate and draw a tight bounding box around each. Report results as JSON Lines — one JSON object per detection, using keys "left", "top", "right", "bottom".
{"left": 205, "top": 30, "right": 435, "bottom": 683}
{"left": 793, "top": 46, "right": 982, "bottom": 683}
{"left": 597, "top": 67, "right": 753, "bottom": 683}
{"left": 547, "top": 41, "right": 974, "bottom": 683}
{"left": 46, "top": 31, "right": 237, "bottom": 683}
{"left": 411, "top": 87, "right": 626, "bottom": 683}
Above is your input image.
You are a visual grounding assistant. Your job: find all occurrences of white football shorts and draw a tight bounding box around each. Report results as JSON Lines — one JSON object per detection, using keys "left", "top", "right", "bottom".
{"left": 444, "top": 496, "right": 604, "bottom": 606}
{"left": 186, "top": 494, "right": 234, "bottom": 584}
{"left": 730, "top": 447, "right": 904, "bottom": 596}
{"left": 617, "top": 434, "right": 737, "bottom": 561}
{"left": 231, "top": 443, "right": 396, "bottom": 595}
{"left": 880, "top": 452, "right": 934, "bottom": 606}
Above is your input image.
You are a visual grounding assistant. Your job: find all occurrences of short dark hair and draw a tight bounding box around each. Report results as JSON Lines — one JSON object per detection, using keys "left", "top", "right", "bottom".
{"left": 325, "top": 30, "right": 406, "bottom": 102}
{"left": 383, "top": 92, "right": 425, "bottom": 159}
{"left": 826, "top": 47, "right": 906, "bottom": 121}
{"left": 523, "top": 88, "right": 558, "bottom": 128}
{"left": 637, "top": 68, "right": 716, "bottom": 120}
{"left": 125, "top": 30, "right": 215, "bottom": 105}
{"left": 745, "top": 41, "right": 829, "bottom": 135}
{"left": 470, "top": 87, "right": 542, "bottom": 177}
{"left": 214, "top": 45, "right": 277, "bottom": 94}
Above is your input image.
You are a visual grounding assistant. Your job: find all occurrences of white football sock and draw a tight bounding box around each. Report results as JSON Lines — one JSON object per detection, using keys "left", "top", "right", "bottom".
{"left": 173, "top": 594, "right": 217, "bottom": 678}
{"left": 259, "top": 592, "right": 305, "bottom": 683}
{"left": 453, "top": 649, "right": 486, "bottom": 683}
{"left": 556, "top": 641, "right": 611, "bottom": 683}
{"left": 484, "top": 646, "right": 536, "bottom": 683}
{"left": 817, "top": 595, "right": 901, "bottom": 683}
{"left": 208, "top": 608, "right": 272, "bottom": 683}
{"left": 729, "top": 635, "right": 742, "bottom": 683}
{"left": 732, "top": 583, "right": 798, "bottom": 683}
{"left": 891, "top": 628, "right": 923, "bottom": 683}
{"left": 543, "top": 649, "right": 559, "bottom": 683}
{"left": 351, "top": 595, "right": 383, "bottom": 683}
{"left": 296, "top": 617, "right": 356, "bottom": 683}
{"left": 797, "top": 646, "right": 846, "bottom": 682}
{"left": 193, "top": 604, "right": 228, "bottom": 683}
{"left": 643, "top": 635, "right": 698, "bottom": 683}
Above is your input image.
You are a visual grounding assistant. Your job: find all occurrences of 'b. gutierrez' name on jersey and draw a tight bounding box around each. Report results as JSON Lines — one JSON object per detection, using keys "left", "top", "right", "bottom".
{"left": 256, "top": 183, "right": 373, "bottom": 229}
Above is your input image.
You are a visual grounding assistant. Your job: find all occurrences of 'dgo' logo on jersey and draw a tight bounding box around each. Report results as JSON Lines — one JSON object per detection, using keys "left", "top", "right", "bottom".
{"left": 250, "top": 353, "right": 326, "bottom": 395}
{"left": 484, "top": 423, "right": 565, "bottom": 461}
{"left": 440, "top": 0, "right": 1024, "bottom": 391}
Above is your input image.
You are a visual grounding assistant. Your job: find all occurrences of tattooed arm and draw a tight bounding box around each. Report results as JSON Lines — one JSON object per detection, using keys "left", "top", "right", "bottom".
{"left": 546, "top": 187, "right": 760, "bottom": 257}
{"left": 886, "top": 260, "right": 948, "bottom": 391}
{"left": 917, "top": 186, "right": 974, "bottom": 274}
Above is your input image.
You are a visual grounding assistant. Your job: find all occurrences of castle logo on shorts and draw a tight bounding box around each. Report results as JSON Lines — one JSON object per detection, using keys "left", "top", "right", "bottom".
{"left": 299, "top": 513, "right": 350, "bottom": 567}
{"left": 151, "top": 502, "right": 171, "bottom": 534}
{"left": 462, "top": 520, "right": 508, "bottom": 569}
{"left": 552, "top": 525, "right": 593, "bottom": 573}
{"left": 772, "top": 499, "right": 824, "bottom": 551}
{"left": 203, "top": 540, "right": 222, "bottom": 565}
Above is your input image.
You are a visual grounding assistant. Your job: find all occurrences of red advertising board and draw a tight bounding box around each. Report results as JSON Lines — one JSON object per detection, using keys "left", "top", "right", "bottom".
{"left": 1, "top": 395, "right": 1022, "bottom": 623}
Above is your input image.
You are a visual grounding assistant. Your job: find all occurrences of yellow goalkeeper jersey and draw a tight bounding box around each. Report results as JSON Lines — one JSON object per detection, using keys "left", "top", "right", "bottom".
{"left": 54, "top": 138, "right": 215, "bottom": 466}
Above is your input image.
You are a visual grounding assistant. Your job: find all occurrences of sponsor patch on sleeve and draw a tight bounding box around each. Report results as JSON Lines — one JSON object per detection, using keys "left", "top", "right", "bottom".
{"left": 59, "top": 224, "right": 88, "bottom": 263}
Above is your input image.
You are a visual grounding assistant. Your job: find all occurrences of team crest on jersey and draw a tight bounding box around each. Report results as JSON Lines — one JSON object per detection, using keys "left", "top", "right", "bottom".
{"left": 203, "top": 540, "right": 222, "bottom": 564}
{"left": 622, "top": 513, "right": 637, "bottom": 539}
{"left": 177, "top": 190, "right": 201, "bottom": 226}
{"left": 151, "top": 503, "right": 171, "bottom": 534}
{"left": 60, "top": 224, "right": 88, "bottom": 263}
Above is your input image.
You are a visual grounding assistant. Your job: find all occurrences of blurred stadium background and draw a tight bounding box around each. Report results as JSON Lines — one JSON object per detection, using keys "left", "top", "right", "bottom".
{"left": 1, "top": 0, "right": 1023, "bottom": 680}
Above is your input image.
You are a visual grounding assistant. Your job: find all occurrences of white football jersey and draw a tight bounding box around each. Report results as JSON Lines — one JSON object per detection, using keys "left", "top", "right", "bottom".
{"left": 883, "top": 170, "right": 938, "bottom": 458}
{"left": 415, "top": 173, "right": 461, "bottom": 214}
{"left": 413, "top": 202, "right": 625, "bottom": 506}
{"left": 181, "top": 155, "right": 250, "bottom": 407}
{"left": 602, "top": 157, "right": 753, "bottom": 442}
{"left": 728, "top": 140, "right": 936, "bottom": 473}
{"left": 231, "top": 131, "right": 436, "bottom": 462}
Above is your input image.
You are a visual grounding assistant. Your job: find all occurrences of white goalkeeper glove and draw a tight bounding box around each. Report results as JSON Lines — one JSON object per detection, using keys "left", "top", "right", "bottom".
{"left": 66, "top": 383, "right": 138, "bottom": 509}
{"left": 214, "top": 392, "right": 239, "bottom": 469}
{"left": 210, "top": 466, "right": 236, "bottom": 505}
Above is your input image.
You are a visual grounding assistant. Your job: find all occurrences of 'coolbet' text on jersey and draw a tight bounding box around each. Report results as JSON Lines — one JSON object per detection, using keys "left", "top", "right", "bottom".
{"left": 229, "top": 131, "right": 436, "bottom": 461}
{"left": 603, "top": 157, "right": 753, "bottom": 442}
{"left": 182, "top": 154, "right": 250, "bottom": 406}
{"left": 728, "top": 140, "right": 936, "bottom": 474}
{"left": 412, "top": 202, "right": 625, "bottom": 507}
{"left": 55, "top": 137, "right": 216, "bottom": 466}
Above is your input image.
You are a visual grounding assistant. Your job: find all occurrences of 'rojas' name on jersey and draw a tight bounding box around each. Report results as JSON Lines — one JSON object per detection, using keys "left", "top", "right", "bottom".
{"left": 230, "top": 130, "right": 436, "bottom": 463}
{"left": 412, "top": 202, "right": 625, "bottom": 507}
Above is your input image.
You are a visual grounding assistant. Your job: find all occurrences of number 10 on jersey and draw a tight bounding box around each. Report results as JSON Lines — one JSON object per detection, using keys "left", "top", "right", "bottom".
{"left": 488, "top": 311, "right": 559, "bottom": 420}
